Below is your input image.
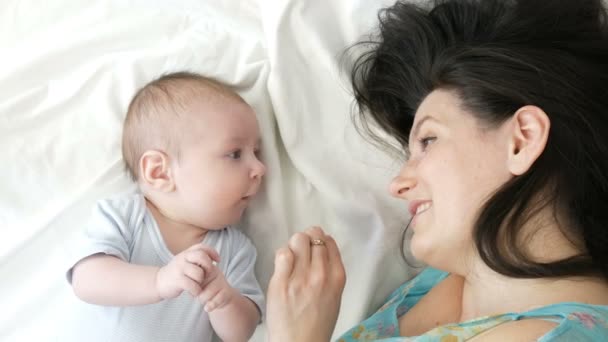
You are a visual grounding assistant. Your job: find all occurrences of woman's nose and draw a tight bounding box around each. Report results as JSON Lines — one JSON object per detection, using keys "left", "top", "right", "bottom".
{"left": 389, "top": 165, "right": 416, "bottom": 198}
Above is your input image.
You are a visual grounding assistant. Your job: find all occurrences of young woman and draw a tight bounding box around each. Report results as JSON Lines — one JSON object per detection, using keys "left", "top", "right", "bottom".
{"left": 266, "top": 0, "right": 608, "bottom": 341}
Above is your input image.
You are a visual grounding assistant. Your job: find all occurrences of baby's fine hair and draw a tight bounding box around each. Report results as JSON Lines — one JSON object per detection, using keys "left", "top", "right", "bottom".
{"left": 122, "top": 71, "right": 245, "bottom": 181}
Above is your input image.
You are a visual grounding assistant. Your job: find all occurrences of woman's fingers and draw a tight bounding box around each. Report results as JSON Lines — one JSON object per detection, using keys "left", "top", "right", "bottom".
{"left": 272, "top": 247, "right": 295, "bottom": 283}
{"left": 307, "top": 228, "right": 345, "bottom": 292}
{"left": 288, "top": 232, "right": 311, "bottom": 280}
{"left": 306, "top": 227, "right": 329, "bottom": 283}
{"left": 266, "top": 227, "right": 344, "bottom": 342}
{"left": 324, "top": 234, "right": 346, "bottom": 291}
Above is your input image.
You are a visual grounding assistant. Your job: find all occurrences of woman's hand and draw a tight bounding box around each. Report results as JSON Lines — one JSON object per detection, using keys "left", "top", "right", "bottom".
{"left": 266, "top": 226, "right": 346, "bottom": 342}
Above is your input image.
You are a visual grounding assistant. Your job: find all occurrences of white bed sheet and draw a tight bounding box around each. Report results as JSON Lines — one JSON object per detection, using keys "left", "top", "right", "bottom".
{"left": 0, "top": 0, "right": 415, "bottom": 340}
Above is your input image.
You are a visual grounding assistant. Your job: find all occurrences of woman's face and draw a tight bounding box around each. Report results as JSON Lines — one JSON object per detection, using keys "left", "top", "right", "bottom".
{"left": 390, "top": 89, "right": 514, "bottom": 273}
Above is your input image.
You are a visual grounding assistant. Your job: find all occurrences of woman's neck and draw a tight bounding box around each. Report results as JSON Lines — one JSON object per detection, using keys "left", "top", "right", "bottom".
{"left": 459, "top": 261, "right": 608, "bottom": 322}
{"left": 459, "top": 210, "right": 608, "bottom": 321}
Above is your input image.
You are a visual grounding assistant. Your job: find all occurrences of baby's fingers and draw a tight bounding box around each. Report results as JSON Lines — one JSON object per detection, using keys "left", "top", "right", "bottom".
{"left": 200, "top": 245, "right": 220, "bottom": 264}
{"left": 180, "top": 276, "right": 203, "bottom": 297}
{"left": 198, "top": 286, "right": 221, "bottom": 311}
{"left": 185, "top": 244, "right": 220, "bottom": 264}
{"left": 186, "top": 249, "right": 215, "bottom": 275}
{"left": 184, "top": 263, "right": 205, "bottom": 284}
{"left": 203, "top": 288, "right": 233, "bottom": 312}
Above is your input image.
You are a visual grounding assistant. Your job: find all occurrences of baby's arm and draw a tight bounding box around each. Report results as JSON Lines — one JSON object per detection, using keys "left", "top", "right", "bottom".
{"left": 71, "top": 244, "right": 219, "bottom": 306}
{"left": 71, "top": 254, "right": 164, "bottom": 305}
{"left": 197, "top": 269, "right": 260, "bottom": 342}
{"left": 208, "top": 293, "right": 260, "bottom": 342}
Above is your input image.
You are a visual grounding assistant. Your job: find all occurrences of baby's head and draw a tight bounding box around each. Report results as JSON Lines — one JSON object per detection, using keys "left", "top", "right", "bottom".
{"left": 122, "top": 71, "right": 265, "bottom": 229}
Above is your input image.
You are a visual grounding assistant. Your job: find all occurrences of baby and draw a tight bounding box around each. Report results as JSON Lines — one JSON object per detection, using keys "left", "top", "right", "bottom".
{"left": 65, "top": 71, "right": 266, "bottom": 342}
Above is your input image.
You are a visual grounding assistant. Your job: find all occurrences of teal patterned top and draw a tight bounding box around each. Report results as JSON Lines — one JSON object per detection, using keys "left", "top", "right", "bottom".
{"left": 337, "top": 268, "right": 608, "bottom": 341}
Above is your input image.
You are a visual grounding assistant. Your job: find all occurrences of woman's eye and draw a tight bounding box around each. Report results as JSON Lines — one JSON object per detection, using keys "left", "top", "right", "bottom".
{"left": 228, "top": 150, "right": 242, "bottom": 159}
{"left": 419, "top": 137, "right": 436, "bottom": 150}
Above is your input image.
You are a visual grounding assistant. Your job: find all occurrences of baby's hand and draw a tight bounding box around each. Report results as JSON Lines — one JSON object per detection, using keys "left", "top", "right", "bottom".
{"left": 156, "top": 244, "right": 220, "bottom": 300}
{"left": 198, "top": 267, "right": 237, "bottom": 312}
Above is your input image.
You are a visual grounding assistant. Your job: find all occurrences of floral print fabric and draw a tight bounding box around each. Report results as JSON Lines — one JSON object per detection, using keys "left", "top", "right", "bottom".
{"left": 337, "top": 268, "right": 608, "bottom": 341}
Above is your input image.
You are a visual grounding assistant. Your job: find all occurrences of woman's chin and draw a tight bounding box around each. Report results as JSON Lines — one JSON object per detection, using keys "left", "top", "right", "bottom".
{"left": 409, "top": 235, "right": 433, "bottom": 263}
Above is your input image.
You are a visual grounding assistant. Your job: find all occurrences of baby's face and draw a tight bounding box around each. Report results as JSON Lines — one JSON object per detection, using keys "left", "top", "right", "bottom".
{"left": 171, "top": 99, "right": 265, "bottom": 229}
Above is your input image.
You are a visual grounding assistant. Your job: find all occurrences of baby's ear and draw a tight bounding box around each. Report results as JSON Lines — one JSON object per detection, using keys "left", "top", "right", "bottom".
{"left": 139, "top": 150, "right": 175, "bottom": 192}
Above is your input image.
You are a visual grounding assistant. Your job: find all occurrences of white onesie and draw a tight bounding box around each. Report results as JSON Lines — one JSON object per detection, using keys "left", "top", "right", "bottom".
{"left": 62, "top": 193, "right": 264, "bottom": 342}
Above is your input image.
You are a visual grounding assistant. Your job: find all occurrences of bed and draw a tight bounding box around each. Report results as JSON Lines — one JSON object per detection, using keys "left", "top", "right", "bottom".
{"left": 0, "top": 0, "right": 416, "bottom": 340}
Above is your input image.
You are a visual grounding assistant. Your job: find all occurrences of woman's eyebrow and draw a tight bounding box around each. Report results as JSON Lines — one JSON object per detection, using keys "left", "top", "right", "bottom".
{"left": 409, "top": 115, "right": 437, "bottom": 142}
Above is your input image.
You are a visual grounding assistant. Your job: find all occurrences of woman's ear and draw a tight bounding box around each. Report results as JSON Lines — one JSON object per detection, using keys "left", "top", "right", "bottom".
{"left": 507, "top": 105, "right": 550, "bottom": 176}
{"left": 139, "top": 150, "right": 175, "bottom": 192}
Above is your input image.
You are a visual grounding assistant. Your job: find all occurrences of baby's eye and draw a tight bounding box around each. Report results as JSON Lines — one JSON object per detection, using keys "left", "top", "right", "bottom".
{"left": 228, "top": 150, "right": 242, "bottom": 159}
{"left": 419, "top": 136, "right": 436, "bottom": 151}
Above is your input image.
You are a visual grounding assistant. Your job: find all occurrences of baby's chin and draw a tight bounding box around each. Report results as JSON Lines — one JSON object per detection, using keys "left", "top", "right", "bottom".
{"left": 196, "top": 210, "right": 248, "bottom": 229}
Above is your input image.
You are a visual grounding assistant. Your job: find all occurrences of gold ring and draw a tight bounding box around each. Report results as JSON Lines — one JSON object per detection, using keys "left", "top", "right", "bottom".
{"left": 310, "top": 238, "right": 326, "bottom": 246}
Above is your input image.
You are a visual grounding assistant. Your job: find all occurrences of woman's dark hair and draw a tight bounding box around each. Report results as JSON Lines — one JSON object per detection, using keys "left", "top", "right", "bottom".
{"left": 350, "top": 0, "right": 608, "bottom": 279}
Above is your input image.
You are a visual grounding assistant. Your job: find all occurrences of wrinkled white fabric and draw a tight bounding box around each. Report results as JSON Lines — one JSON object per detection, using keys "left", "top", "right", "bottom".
{"left": 0, "top": 1, "right": 415, "bottom": 340}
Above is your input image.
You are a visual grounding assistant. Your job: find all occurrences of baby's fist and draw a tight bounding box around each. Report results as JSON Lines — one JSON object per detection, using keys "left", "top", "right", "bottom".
{"left": 198, "top": 271, "right": 237, "bottom": 312}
